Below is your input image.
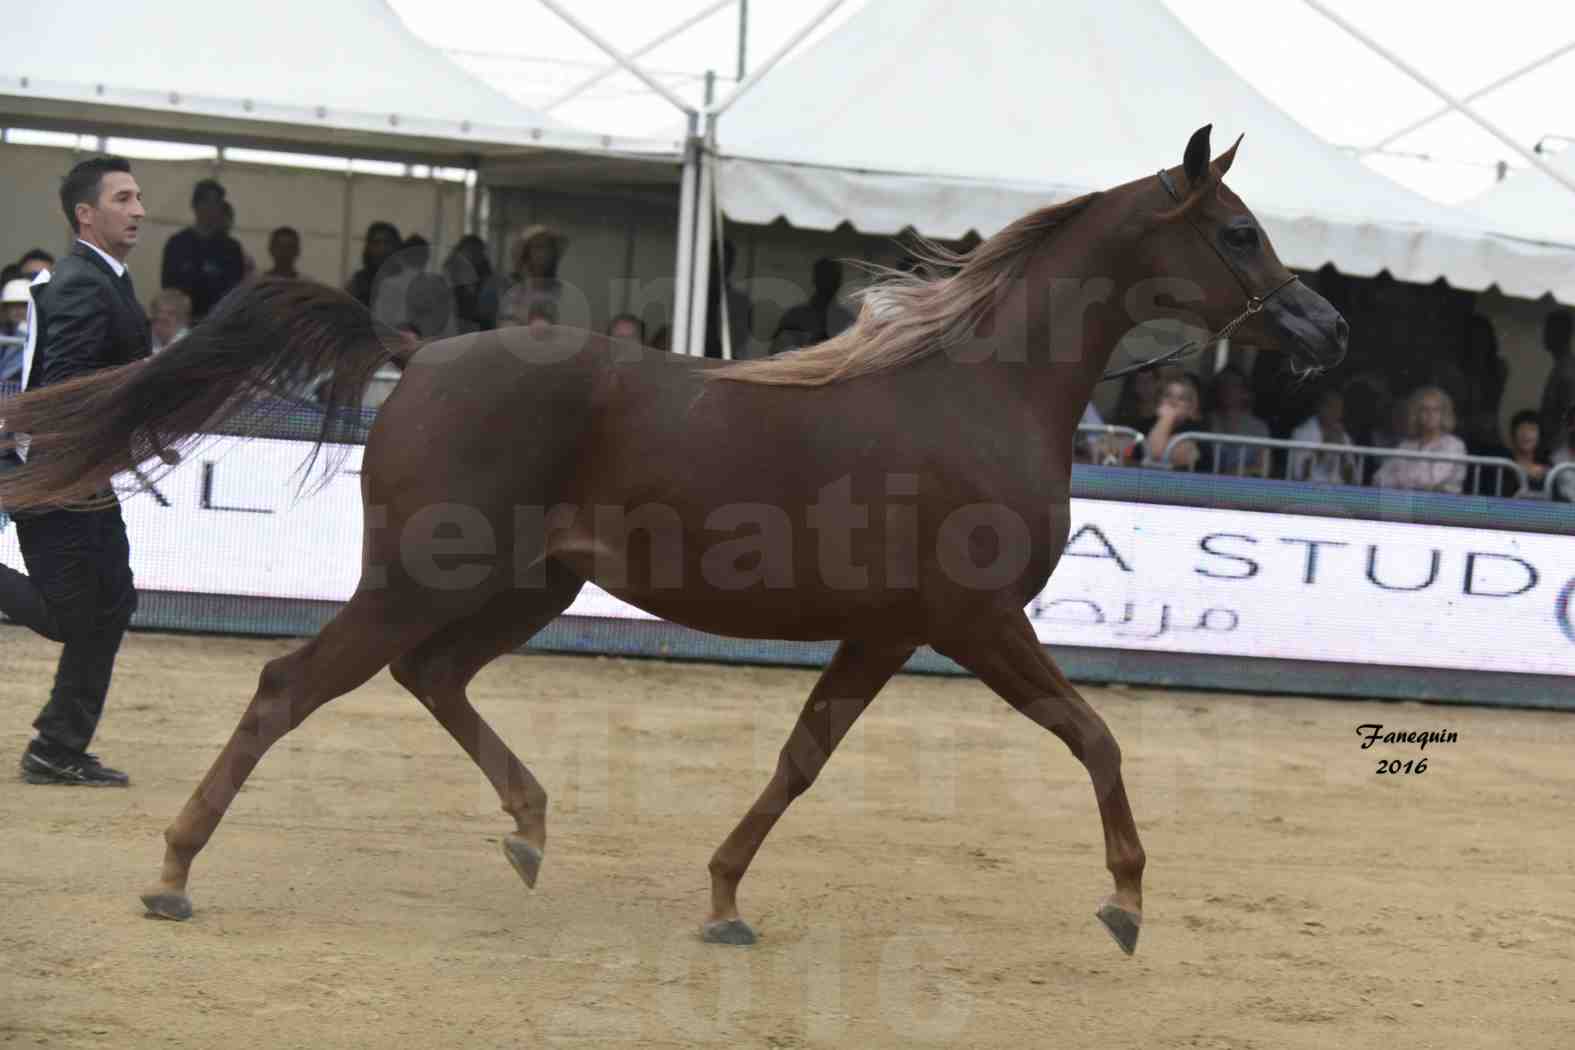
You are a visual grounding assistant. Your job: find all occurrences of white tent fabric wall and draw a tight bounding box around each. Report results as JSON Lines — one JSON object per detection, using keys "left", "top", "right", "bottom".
{"left": 1465, "top": 147, "right": 1575, "bottom": 249}
{"left": 1, "top": 0, "right": 678, "bottom": 160}
{"left": 711, "top": 0, "right": 1575, "bottom": 303}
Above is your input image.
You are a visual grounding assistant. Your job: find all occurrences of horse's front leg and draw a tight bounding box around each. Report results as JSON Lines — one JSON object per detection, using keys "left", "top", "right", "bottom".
{"left": 702, "top": 638, "right": 915, "bottom": 945}
{"left": 936, "top": 611, "right": 1145, "bottom": 955}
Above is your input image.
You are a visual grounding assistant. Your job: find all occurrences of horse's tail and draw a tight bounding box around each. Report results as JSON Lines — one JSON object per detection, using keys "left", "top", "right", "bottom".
{"left": 0, "top": 278, "right": 403, "bottom": 511}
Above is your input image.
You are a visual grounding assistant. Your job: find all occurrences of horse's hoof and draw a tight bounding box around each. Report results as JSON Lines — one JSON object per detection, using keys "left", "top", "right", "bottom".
{"left": 701, "top": 919, "right": 757, "bottom": 946}
{"left": 141, "top": 890, "right": 193, "bottom": 921}
{"left": 502, "top": 835, "right": 543, "bottom": 889}
{"left": 1095, "top": 901, "right": 1141, "bottom": 956}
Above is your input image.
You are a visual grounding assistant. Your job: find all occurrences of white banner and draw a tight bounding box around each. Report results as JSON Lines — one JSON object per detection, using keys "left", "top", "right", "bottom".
{"left": 3, "top": 437, "right": 1571, "bottom": 678}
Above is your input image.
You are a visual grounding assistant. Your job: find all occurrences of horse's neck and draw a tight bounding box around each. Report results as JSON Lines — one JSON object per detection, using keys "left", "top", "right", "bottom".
{"left": 988, "top": 239, "right": 1136, "bottom": 433}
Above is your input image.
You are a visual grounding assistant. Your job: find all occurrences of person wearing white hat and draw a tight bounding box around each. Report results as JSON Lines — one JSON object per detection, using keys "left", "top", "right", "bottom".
{"left": 1, "top": 277, "right": 31, "bottom": 384}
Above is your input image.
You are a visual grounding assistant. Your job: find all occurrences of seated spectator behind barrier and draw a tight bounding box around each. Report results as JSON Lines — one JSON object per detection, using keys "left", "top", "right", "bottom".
{"left": 1289, "top": 387, "right": 1357, "bottom": 484}
{"left": 265, "top": 226, "right": 303, "bottom": 279}
{"left": 1372, "top": 385, "right": 1467, "bottom": 494}
{"left": 1207, "top": 364, "right": 1270, "bottom": 474}
{"left": 1504, "top": 410, "right": 1548, "bottom": 496}
{"left": 149, "top": 288, "right": 192, "bottom": 353}
{"left": 1110, "top": 367, "right": 1161, "bottom": 431}
{"left": 608, "top": 313, "right": 645, "bottom": 346}
{"left": 1143, "top": 372, "right": 1209, "bottom": 471}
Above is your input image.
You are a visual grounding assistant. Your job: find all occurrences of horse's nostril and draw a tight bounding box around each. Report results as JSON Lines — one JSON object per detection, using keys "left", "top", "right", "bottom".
{"left": 1334, "top": 316, "right": 1350, "bottom": 347}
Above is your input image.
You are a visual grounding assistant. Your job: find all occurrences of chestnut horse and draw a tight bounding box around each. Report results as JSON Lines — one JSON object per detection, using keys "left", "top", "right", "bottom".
{"left": 0, "top": 125, "right": 1346, "bottom": 955}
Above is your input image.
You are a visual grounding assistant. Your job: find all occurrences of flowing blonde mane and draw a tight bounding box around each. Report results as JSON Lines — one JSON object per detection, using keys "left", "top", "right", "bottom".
{"left": 711, "top": 193, "right": 1100, "bottom": 387}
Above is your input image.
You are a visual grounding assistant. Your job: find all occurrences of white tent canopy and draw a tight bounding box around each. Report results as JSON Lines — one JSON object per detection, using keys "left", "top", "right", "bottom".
{"left": 711, "top": 0, "right": 1575, "bottom": 302}
{"left": 1465, "top": 147, "right": 1575, "bottom": 249}
{"left": 3, "top": 0, "right": 678, "bottom": 162}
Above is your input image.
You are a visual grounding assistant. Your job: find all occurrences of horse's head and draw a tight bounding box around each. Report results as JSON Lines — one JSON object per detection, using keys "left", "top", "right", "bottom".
{"left": 1141, "top": 124, "right": 1348, "bottom": 375}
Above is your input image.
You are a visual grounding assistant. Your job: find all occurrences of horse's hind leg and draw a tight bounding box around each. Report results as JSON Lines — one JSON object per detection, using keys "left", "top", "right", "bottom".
{"left": 389, "top": 565, "right": 584, "bottom": 891}
{"left": 703, "top": 639, "right": 915, "bottom": 946}
{"left": 935, "top": 611, "right": 1146, "bottom": 956}
{"left": 139, "top": 587, "right": 447, "bottom": 921}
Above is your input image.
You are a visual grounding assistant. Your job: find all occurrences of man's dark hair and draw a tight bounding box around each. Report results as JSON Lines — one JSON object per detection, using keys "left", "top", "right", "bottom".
{"left": 191, "top": 178, "right": 226, "bottom": 209}
{"left": 59, "top": 156, "right": 132, "bottom": 234}
{"left": 1511, "top": 409, "right": 1541, "bottom": 432}
{"left": 270, "top": 225, "right": 300, "bottom": 243}
{"left": 18, "top": 248, "right": 55, "bottom": 268}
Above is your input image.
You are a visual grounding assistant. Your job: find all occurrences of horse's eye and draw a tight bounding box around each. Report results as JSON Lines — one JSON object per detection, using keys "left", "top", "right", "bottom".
{"left": 1225, "top": 225, "right": 1259, "bottom": 250}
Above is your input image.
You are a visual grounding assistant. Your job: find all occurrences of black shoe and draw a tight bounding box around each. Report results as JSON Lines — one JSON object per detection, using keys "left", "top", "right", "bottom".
{"left": 20, "top": 745, "right": 130, "bottom": 787}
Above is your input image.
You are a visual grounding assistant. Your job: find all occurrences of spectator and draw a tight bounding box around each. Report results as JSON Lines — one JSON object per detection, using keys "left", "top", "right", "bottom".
{"left": 772, "top": 257, "right": 854, "bottom": 354}
{"left": 149, "top": 288, "right": 193, "bottom": 353}
{"left": 371, "top": 234, "right": 434, "bottom": 333}
{"left": 345, "top": 221, "right": 403, "bottom": 309}
{"left": 1538, "top": 310, "right": 1574, "bottom": 459}
{"left": 1504, "top": 409, "right": 1548, "bottom": 496}
{"left": 160, "top": 178, "right": 245, "bottom": 320}
{"left": 1143, "top": 372, "right": 1209, "bottom": 471}
{"left": 607, "top": 313, "right": 645, "bottom": 345}
{"left": 704, "top": 238, "right": 751, "bottom": 359}
{"left": 404, "top": 272, "right": 463, "bottom": 340}
{"left": 0, "top": 263, "right": 18, "bottom": 288}
{"left": 17, "top": 249, "right": 54, "bottom": 279}
{"left": 1373, "top": 386, "right": 1467, "bottom": 494}
{"left": 3, "top": 277, "right": 29, "bottom": 332}
{"left": 499, "top": 225, "right": 567, "bottom": 328}
{"left": 1207, "top": 364, "right": 1271, "bottom": 474}
{"left": 1289, "top": 388, "right": 1357, "bottom": 485}
{"left": 1111, "top": 368, "right": 1161, "bottom": 431}
{"left": 265, "top": 226, "right": 303, "bottom": 278}
{"left": 443, "top": 234, "right": 497, "bottom": 331}
{"left": 1549, "top": 408, "right": 1575, "bottom": 502}
{"left": 1, "top": 279, "right": 29, "bottom": 383}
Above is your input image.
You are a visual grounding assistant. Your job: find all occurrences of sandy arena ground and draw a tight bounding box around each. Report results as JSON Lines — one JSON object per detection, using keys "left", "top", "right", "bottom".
{"left": 1, "top": 625, "right": 1572, "bottom": 1049}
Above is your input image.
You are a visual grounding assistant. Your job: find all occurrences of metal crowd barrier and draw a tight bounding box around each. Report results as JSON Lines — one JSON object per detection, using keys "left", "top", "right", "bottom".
{"left": 1544, "top": 460, "right": 1575, "bottom": 502}
{"left": 1075, "top": 424, "right": 1145, "bottom": 466}
{"left": 1159, "top": 431, "right": 1532, "bottom": 498}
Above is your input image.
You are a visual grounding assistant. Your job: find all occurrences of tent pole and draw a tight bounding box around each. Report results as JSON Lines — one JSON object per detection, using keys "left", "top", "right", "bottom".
{"left": 737, "top": 0, "right": 749, "bottom": 80}
{"left": 687, "top": 138, "right": 715, "bottom": 357}
{"left": 1303, "top": 0, "right": 1575, "bottom": 199}
{"left": 671, "top": 117, "right": 700, "bottom": 357}
{"left": 708, "top": 0, "right": 846, "bottom": 118}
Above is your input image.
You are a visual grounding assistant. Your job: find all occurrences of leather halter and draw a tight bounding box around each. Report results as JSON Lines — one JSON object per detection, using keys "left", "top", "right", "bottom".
{"left": 1098, "top": 170, "right": 1299, "bottom": 383}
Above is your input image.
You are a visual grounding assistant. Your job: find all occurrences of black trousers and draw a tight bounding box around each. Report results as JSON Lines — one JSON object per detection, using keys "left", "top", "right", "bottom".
{"left": 0, "top": 498, "right": 137, "bottom": 755}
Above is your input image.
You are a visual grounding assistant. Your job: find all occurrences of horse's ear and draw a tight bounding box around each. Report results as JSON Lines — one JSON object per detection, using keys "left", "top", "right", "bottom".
{"left": 1184, "top": 124, "right": 1213, "bottom": 186}
{"left": 1215, "top": 133, "right": 1244, "bottom": 177}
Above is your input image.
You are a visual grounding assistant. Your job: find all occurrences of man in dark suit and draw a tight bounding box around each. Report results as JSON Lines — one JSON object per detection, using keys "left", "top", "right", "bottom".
{"left": 0, "top": 155, "right": 150, "bottom": 786}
